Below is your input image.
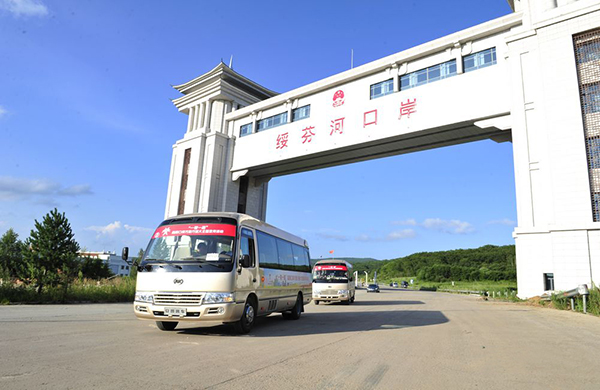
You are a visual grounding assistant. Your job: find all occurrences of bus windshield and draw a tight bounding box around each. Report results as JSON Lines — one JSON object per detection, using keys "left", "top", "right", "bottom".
{"left": 142, "top": 223, "right": 236, "bottom": 272}
{"left": 313, "top": 264, "right": 349, "bottom": 283}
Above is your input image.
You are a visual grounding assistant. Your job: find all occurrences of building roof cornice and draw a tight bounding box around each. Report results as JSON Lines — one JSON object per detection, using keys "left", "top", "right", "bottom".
{"left": 172, "top": 62, "right": 278, "bottom": 100}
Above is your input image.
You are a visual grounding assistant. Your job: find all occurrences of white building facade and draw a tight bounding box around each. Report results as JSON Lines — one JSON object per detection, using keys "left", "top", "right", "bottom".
{"left": 166, "top": 0, "right": 600, "bottom": 298}
{"left": 80, "top": 251, "right": 131, "bottom": 277}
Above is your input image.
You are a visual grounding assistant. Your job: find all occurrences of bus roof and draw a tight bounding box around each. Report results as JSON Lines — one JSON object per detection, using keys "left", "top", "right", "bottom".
{"left": 313, "top": 259, "right": 353, "bottom": 268}
{"left": 160, "top": 212, "right": 308, "bottom": 248}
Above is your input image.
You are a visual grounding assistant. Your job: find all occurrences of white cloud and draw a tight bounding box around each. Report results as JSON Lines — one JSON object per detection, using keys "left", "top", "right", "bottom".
{"left": 85, "top": 221, "right": 151, "bottom": 236}
{"left": 0, "top": 0, "right": 48, "bottom": 17}
{"left": 422, "top": 218, "right": 474, "bottom": 234}
{"left": 86, "top": 221, "right": 122, "bottom": 235}
{"left": 386, "top": 229, "right": 417, "bottom": 240}
{"left": 391, "top": 219, "right": 417, "bottom": 226}
{"left": 124, "top": 224, "right": 151, "bottom": 233}
{"left": 354, "top": 229, "right": 416, "bottom": 242}
{"left": 487, "top": 218, "right": 516, "bottom": 226}
{"left": 0, "top": 106, "right": 7, "bottom": 118}
{"left": 0, "top": 176, "right": 92, "bottom": 201}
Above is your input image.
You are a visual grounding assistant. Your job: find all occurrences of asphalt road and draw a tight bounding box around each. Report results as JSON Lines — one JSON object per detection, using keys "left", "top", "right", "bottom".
{"left": 1, "top": 288, "right": 599, "bottom": 389}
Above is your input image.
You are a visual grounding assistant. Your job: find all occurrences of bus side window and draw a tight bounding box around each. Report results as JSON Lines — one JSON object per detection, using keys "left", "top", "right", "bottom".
{"left": 240, "top": 228, "right": 256, "bottom": 268}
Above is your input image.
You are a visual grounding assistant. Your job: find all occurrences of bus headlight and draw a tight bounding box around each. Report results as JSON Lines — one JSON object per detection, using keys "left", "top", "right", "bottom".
{"left": 337, "top": 289, "right": 349, "bottom": 295}
{"left": 203, "top": 293, "right": 234, "bottom": 304}
{"left": 135, "top": 292, "right": 154, "bottom": 304}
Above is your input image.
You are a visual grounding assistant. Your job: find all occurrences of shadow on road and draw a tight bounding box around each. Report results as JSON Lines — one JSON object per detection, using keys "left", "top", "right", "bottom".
{"left": 349, "top": 300, "right": 424, "bottom": 306}
{"left": 175, "top": 309, "right": 448, "bottom": 337}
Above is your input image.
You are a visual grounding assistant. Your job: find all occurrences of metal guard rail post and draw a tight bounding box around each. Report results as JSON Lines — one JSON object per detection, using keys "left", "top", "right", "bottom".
{"left": 556, "top": 284, "right": 590, "bottom": 314}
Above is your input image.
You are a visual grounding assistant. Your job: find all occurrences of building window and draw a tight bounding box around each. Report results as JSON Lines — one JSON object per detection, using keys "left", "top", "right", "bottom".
{"left": 370, "top": 79, "right": 393, "bottom": 99}
{"left": 240, "top": 123, "right": 253, "bottom": 137}
{"left": 593, "top": 193, "right": 600, "bottom": 222}
{"left": 292, "top": 105, "right": 310, "bottom": 121}
{"left": 575, "top": 30, "right": 600, "bottom": 222}
{"left": 463, "top": 47, "right": 497, "bottom": 73}
{"left": 581, "top": 83, "right": 600, "bottom": 114}
{"left": 544, "top": 273, "right": 555, "bottom": 291}
{"left": 587, "top": 137, "right": 600, "bottom": 169}
{"left": 400, "top": 60, "right": 457, "bottom": 91}
{"left": 576, "top": 40, "right": 600, "bottom": 63}
{"left": 257, "top": 112, "right": 288, "bottom": 132}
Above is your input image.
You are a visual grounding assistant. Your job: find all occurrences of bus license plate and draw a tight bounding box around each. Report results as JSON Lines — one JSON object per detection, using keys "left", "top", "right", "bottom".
{"left": 164, "top": 307, "right": 186, "bottom": 316}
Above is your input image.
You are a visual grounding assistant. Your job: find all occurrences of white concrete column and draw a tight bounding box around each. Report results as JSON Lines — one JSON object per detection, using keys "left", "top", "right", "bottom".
{"left": 187, "top": 107, "right": 194, "bottom": 133}
{"left": 456, "top": 43, "right": 464, "bottom": 74}
{"left": 194, "top": 104, "right": 201, "bottom": 130}
{"left": 199, "top": 102, "right": 206, "bottom": 129}
{"left": 392, "top": 64, "right": 399, "bottom": 92}
{"left": 206, "top": 100, "right": 213, "bottom": 132}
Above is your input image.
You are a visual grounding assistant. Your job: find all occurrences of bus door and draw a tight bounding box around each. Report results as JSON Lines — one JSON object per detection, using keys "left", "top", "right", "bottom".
{"left": 236, "top": 228, "right": 259, "bottom": 295}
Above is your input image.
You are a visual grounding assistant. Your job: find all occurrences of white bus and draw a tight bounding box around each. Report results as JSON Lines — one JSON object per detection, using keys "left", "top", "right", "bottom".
{"left": 126, "top": 213, "right": 312, "bottom": 333}
{"left": 312, "top": 259, "right": 355, "bottom": 305}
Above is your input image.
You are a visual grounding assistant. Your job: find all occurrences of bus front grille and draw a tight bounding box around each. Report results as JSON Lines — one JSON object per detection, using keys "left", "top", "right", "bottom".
{"left": 154, "top": 293, "right": 203, "bottom": 305}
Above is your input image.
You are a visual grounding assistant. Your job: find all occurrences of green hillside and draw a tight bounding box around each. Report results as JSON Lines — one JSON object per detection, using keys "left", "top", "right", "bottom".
{"left": 313, "top": 245, "right": 516, "bottom": 282}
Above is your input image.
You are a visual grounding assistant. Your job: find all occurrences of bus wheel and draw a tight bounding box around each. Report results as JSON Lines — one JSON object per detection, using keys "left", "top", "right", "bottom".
{"left": 284, "top": 294, "right": 303, "bottom": 320}
{"left": 156, "top": 321, "right": 178, "bottom": 331}
{"left": 234, "top": 299, "right": 256, "bottom": 334}
{"left": 314, "top": 300, "right": 320, "bottom": 305}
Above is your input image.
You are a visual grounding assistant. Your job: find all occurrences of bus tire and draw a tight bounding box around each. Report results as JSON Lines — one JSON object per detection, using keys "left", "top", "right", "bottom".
{"left": 234, "top": 298, "right": 256, "bottom": 334}
{"left": 283, "top": 293, "right": 303, "bottom": 320}
{"left": 156, "top": 321, "right": 178, "bottom": 331}
{"left": 314, "top": 300, "right": 320, "bottom": 305}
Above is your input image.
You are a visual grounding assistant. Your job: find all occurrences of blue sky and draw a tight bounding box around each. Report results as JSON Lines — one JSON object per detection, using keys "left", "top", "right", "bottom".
{"left": 0, "top": 0, "right": 516, "bottom": 259}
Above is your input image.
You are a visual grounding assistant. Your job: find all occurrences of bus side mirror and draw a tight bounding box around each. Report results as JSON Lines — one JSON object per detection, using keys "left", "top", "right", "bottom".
{"left": 241, "top": 254, "right": 251, "bottom": 268}
{"left": 122, "top": 247, "right": 129, "bottom": 261}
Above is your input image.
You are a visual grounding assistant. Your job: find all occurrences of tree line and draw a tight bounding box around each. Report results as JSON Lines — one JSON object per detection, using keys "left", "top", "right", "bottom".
{"left": 0, "top": 209, "right": 141, "bottom": 297}
{"left": 350, "top": 245, "right": 516, "bottom": 282}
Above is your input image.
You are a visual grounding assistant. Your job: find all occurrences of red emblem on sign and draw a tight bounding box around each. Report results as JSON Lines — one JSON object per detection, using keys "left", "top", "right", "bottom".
{"left": 276, "top": 132, "right": 289, "bottom": 149}
{"left": 399, "top": 99, "right": 417, "bottom": 119}
{"left": 332, "top": 90, "right": 345, "bottom": 107}
{"left": 301, "top": 126, "right": 315, "bottom": 144}
{"left": 330, "top": 118, "right": 345, "bottom": 135}
{"left": 364, "top": 110, "right": 377, "bottom": 128}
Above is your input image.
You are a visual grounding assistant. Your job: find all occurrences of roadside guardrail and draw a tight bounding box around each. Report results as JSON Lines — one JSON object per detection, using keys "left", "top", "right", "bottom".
{"left": 554, "top": 284, "right": 590, "bottom": 314}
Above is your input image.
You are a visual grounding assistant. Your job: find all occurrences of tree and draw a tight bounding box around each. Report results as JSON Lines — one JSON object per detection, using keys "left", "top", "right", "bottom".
{"left": 0, "top": 228, "right": 24, "bottom": 280}
{"left": 80, "top": 255, "right": 113, "bottom": 279}
{"left": 129, "top": 248, "right": 144, "bottom": 279}
{"left": 21, "top": 209, "right": 80, "bottom": 295}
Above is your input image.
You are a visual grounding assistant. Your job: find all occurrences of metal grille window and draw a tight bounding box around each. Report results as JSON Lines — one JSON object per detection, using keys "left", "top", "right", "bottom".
{"left": 370, "top": 79, "right": 394, "bottom": 99}
{"left": 574, "top": 29, "right": 600, "bottom": 222}
{"left": 463, "top": 48, "right": 497, "bottom": 73}
{"left": 400, "top": 59, "right": 457, "bottom": 91}
{"left": 292, "top": 105, "right": 310, "bottom": 121}
{"left": 257, "top": 112, "right": 288, "bottom": 132}
{"left": 240, "top": 123, "right": 253, "bottom": 137}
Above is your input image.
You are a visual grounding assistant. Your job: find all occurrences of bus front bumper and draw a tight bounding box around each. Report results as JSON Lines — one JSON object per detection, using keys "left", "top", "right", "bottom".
{"left": 312, "top": 293, "right": 350, "bottom": 302}
{"left": 133, "top": 301, "right": 244, "bottom": 323}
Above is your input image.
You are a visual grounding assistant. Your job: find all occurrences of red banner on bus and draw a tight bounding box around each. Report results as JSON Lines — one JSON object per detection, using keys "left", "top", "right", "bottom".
{"left": 152, "top": 224, "right": 236, "bottom": 239}
{"left": 315, "top": 265, "right": 347, "bottom": 271}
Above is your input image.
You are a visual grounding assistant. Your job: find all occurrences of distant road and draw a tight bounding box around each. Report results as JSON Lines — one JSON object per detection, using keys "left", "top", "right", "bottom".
{"left": 1, "top": 287, "right": 599, "bottom": 389}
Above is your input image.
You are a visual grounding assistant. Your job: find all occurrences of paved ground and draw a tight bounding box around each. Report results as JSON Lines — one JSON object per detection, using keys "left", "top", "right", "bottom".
{"left": 1, "top": 288, "right": 599, "bottom": 389}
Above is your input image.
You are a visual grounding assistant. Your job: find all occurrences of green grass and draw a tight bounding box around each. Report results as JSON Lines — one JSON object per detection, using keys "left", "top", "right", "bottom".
{"left": 0, "top": 277, "right": 136, "bottom": 304}
{"left": 377, "top": 278, "right": 519, "bottom": 300}
{"left": 550, "top": 285, "right": 600, "bottom": 316}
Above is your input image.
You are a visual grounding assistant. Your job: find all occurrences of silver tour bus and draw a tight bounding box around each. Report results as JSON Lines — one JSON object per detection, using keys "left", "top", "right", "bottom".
{"left": 127, "top": 213, "right": 312, "bottom": 333}
{"left": 312, "top": 259, "right": 356, "bottom": 305}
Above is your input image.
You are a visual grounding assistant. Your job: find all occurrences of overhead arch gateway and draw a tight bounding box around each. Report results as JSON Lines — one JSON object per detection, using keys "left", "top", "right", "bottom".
{"left": 166, "top": 0, "right": 600, "bottom": 298}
